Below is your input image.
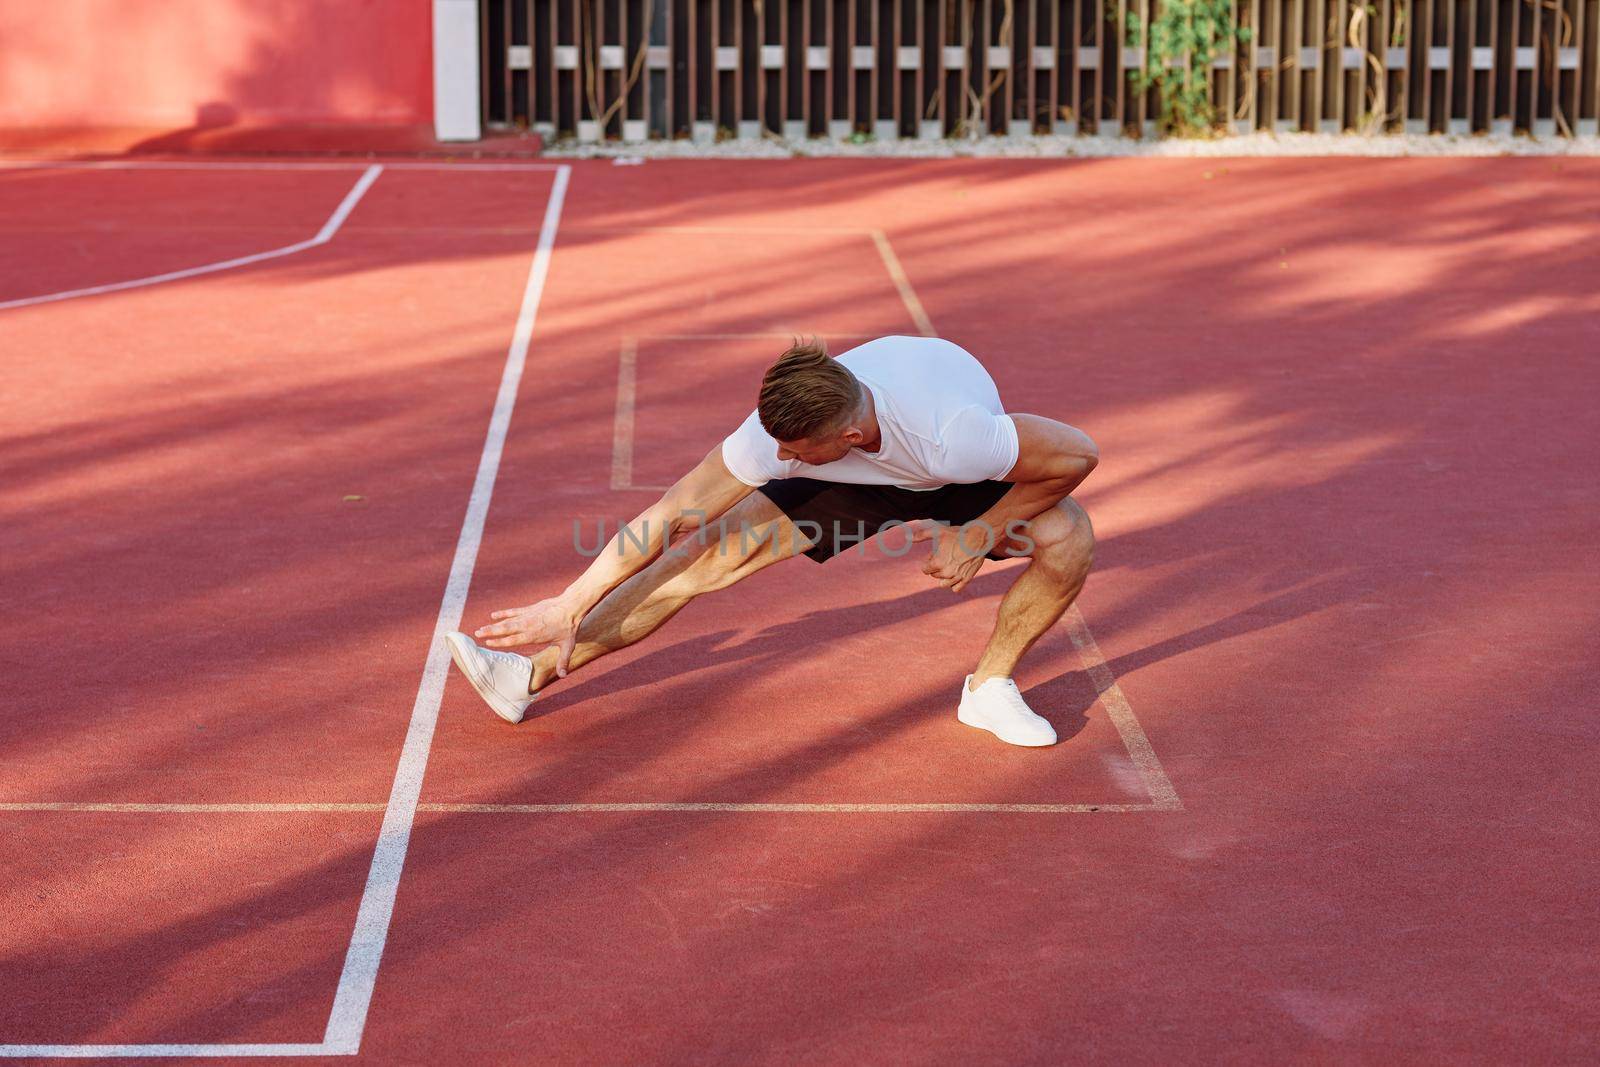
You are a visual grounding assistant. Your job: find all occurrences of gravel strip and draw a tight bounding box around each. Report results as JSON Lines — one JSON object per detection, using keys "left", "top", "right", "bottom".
{"left": 542, "top": 130, "right": 1600, "bottom": 160}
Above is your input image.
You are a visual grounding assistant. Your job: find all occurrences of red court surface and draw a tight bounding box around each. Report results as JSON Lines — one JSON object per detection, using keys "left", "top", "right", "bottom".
{"left": 2, "top": 156, "right": 1597, "bottom": 1062}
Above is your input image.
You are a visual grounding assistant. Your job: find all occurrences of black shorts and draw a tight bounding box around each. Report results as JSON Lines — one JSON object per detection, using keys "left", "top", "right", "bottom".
{"left": 756, "top": 477, "right": 1015, "bottom": 564}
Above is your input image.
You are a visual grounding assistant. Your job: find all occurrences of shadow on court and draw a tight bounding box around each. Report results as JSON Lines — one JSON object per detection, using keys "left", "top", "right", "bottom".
{"left": 0, "top": 155, "right": 1596, "bottom": 1057}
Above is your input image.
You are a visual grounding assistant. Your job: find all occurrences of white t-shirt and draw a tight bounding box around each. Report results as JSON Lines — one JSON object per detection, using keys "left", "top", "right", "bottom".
{"left": 720, "top": 335, "right": 1020, "bottom": 491}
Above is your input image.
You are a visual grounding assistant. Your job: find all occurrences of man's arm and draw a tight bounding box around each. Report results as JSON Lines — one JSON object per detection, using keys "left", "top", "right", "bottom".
{"left": 474, "top": 446, "right": 753, "bottom": 664}
{"left": 563, "top": 446, "right": 755, "bottom": 615}
{"left": 915, "top": 414, "right": 1099, "bottom": 591}
{"left": 976, "top": 413, "right": 1099, "bottom": 538}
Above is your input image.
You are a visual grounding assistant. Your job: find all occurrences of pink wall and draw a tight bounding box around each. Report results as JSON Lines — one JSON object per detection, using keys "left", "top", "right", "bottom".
{"left": 0, "top": 0, "right": 433, "bottom": 129}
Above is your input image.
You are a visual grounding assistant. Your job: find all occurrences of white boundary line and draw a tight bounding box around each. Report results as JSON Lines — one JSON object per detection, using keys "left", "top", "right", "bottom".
{"left": 1065, "top": 606, "right": 1182, "bottom": 810}
{"left": 0, "top": 163, "right": 573, "bottom": 1060}
{"left": 0, "top": 160, "right": 558, "bottom": 172}
{"left": 425, "top": 801, "right": 1158, "bottom": 813}
{"left": 0, "top": 803, "right": 384, "bottom": 813}
{"left": 626, "top": 332, "right": 878, "bottom": 340}
{"left": 0, "top": 164, "right": 383, "bottom": 311}
{"left": 0, "top": 1044, "right": 330, "bottom": 1060}
{"left": 869, "top": 230, "right": 936, "bottom": 337}
{"left": 319, "top": 163, "right": 571, "bottom": 1055}
{"left": 562, "top": 224, "right": 874, "bottom": 234}
{"left": 610, "top": 338, "right": 637, "bottom": 490}
{"left": 0, "top": 801, "right": 1161, "bottom": 814}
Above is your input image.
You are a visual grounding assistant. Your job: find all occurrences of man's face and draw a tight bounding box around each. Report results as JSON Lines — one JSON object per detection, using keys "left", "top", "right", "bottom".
{"left": 775, "top": 428, "right": 858, "bottom": 466}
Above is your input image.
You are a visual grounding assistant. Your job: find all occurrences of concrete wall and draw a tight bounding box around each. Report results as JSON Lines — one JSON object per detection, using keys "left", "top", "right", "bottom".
{"left": 0, "top": 0, "right": 433, "bottom": 131}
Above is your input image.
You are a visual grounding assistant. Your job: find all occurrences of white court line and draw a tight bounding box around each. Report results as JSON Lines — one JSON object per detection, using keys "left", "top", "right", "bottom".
{"left": 561, "top": 224, "right": 875, "bottom": 234}
{"left": 610, "top": 332, "right": 878, "bottom": 493}
{"left": 425, "top": 801, "right": 1158, "bottom": 813}
{"left": 0, "top": 1044, "right": 329, "bottom": 1060}
{"left": 318, "top": 163, "right": 571, "bottom": 1056}
{"left": 0, "top": 164, "right": 572, "bottom": 1060}
{"left": 0, "top": 159, "right": 558, "bottom": 172}
{"left": 1064, "top": 606, "right": 1183, "bottom": 810}
{"left": 631, "top": 332, "right": 877, "bottom": 340}
{"left": 870, "top": 229, "right": 936, "bottom": 338}
{"left": 0, "top": 164, "right": 382, "bottom": 311}
{"left": 610, "top": 338, "right": 637, "bottom": 490}
{"left": 0, "top": 801, "right": 1158, "bottom": 814}
{"left": 0, "top": 802, "right": 384, "bottom": 813}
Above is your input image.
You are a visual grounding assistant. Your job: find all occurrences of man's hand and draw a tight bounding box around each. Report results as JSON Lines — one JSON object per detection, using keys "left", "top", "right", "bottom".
{"left": 907, "top": 519, "right": 990, "bottom": 593}
{"left": 474, "top": 594, "right": 584, "bottom": 676}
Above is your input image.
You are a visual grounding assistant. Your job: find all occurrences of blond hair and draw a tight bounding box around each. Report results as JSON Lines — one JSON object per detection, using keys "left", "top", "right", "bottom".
{"left": 757, "top": 337, "right": 862, "bottom": 441}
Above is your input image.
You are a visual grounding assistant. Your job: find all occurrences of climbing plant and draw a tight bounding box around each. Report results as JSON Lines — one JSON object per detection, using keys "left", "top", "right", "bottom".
{"left": 1123, "top": 0, "right": 1252, "bottom": 136}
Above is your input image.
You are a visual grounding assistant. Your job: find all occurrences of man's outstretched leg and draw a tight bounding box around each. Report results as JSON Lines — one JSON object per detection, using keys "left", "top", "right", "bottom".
{"left": 957, "top": 497, "right": 1095, "bottom": 746}
{"left": 526, "top": 493, "right": 809, "bottom": 691}
{"left": 447, "top": 493, "right": 810, "bottom": 723}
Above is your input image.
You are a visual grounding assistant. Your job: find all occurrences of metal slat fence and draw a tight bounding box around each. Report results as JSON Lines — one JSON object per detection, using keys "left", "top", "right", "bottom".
{"left": 483, "top": 0, "right": 1600, "bottom": 139}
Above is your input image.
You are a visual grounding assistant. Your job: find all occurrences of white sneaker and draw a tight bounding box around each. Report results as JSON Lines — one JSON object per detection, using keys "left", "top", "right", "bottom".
{"left": 957, "top": 675, "right": 1057, "bottom": 747}
{"left": 444, "top": 631, "right": 539, "bottom": 724}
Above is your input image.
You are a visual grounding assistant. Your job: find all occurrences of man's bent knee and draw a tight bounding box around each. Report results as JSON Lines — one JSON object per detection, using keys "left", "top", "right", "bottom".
{"left": 1027, "top": 498, "right": 1095, "bottom": 578}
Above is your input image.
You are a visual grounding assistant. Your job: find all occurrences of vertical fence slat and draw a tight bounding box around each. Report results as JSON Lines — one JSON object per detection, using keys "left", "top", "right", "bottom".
{"left": 1501, "top": 0, "right": 1516, "bottom": 132}
{"left": 1571, "top": 0, "right": 1581, "bottom": 131}
{"left": 1533, "top": 0, "right": 1548, "bottom": 133}
{"left": 845, "top": 0, "right": 857, "bottom": 134}
{"left": 1311, "top": 0, "right": 1326, "bottom": 129}
{"left": 1226, "top": 0, "right": 1244, "bottom": 130}
{"left": 1413, "top": 0, "right": 1428, "bottom": 131}
{"left": 1030, "top": 0, "right": 1043, "bottom": 130}
{"left": 1464, "top": 0, "right": 1479, "bottom": 132}
{"left": 757, "top": 0, "right": 769, "bottom": 135}
{"left": 596, "top": 0, "right": 607, "bottom": 135}
{"left": 1445, "top": 0, "right": 1457, "bottom": 131}
{"left": 1355, "top": 0, "right": 1370, "bottom": 131}
{"left": 785, "top": 0, "right": 800, "bottom": 139}
{"left": 1580, "top": 0, "right": 1593, "bottom": 133}
{"left": 1244, "top": 0, "right": 1258, "bottom": 128}
{"left": 1140, "top": 0, "right": 1152, "bottom": 134}
{"left": 1046, "top": 0, "right": 1060, "bottom": 132}
{"left": 972, "top": 0, "right": 981, "bottom": 136}
{"left": 612, "top": 0, "right": 624, "bottom": 137}
{"left": 1335, "top": 0, "right": 1347, "bottom": 130}
{"left": 1095, "top": 0, "right": 1109, "bottom": 132}
{"left": 1069, "top": 0, "right": 1082, "bottom": 131}
{"left": 483, "top": 0, "right": 494, "bottom": 122}
{"left": 1285, "top": 0, "right": 1301, "bottom": 130}
{"left": 1561, "top": 0, "right": 1581, "bottom": 133}
{"left": 1487, "top": 0, "right": 1501, "bottom": 134}
{"left": 1001, "top": 0, "right": 1017, "bottom": 134}
{"left": 897, "top": 0, "right": 911, "bottom": 137}
{"left": 505, "top": 0, "right": 516, "bottom": 123}
{"left": 1584, "top": 0, "right": 1598, "bottom": 134}
{"left": 713, "top": 0, "right": 725, "bottom": 134}
{"left": 1118, "top": 0, "right": 1130, "bottom": 135}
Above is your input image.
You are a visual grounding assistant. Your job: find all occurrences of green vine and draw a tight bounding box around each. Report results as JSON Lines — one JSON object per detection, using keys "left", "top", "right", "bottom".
{"left": 1123, "top": 0, "right": 1252, "bottom": 136}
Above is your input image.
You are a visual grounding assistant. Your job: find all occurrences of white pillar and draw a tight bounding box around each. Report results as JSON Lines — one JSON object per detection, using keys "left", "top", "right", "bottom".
{"left": 432, "top": 0, "right": 482, "bottom": 141}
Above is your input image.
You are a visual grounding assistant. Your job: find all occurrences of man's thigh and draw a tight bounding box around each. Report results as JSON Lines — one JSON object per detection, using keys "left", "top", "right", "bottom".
{"left": 670, "top": 490, "right": 818, "bottom": 589}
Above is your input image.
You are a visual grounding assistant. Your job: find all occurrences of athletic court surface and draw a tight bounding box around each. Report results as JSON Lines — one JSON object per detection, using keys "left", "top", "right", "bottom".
{"left": 1, "top": 156, "right": 1596, "bottom": 1061}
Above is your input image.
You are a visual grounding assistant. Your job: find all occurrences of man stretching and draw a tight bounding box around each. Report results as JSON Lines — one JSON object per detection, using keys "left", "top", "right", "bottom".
{"left": 445, "top": 335, "right": 1098, "bottom": 747}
